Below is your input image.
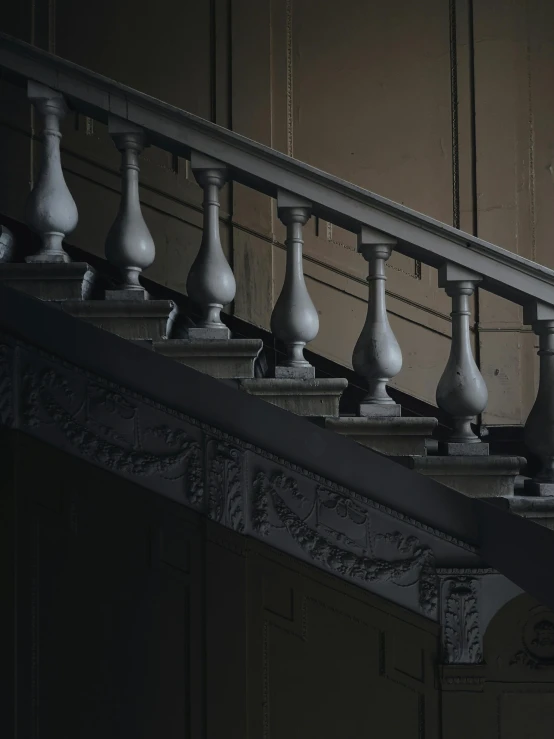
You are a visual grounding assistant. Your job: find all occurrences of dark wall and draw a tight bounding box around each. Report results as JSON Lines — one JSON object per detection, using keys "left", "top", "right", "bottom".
{"left": 2, "top": 430, "right": 441, "bottom": 738}
{"left": 4, "top": 431, "right": 554, "bottom": 737}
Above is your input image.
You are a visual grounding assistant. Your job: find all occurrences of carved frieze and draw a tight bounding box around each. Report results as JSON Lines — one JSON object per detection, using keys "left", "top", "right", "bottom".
{"left": 441, "top": 577, "right": 483, "bottom": 664}
{"left": 0, "top": 330, "right": 491, "bottom": 621}
{"left": 251, "top": 470, "right": 437, "bottom": 615}
{"left": 20, "top": 359, "right": 203, "bottom": 505}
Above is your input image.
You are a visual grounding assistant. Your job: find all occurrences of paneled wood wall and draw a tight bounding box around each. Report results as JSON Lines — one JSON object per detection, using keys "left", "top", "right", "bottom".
{"left": 3, "top": 432, "right": 554, "bottom": 737}
{"left": 2, "top": 0, "right": 554, "bottom": 425}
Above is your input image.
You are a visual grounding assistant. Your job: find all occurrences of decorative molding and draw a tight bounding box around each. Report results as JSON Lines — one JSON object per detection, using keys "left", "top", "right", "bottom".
{"left": 286, "top": 0, "right": 293, "bottom": 158}
{"left": 0, "top": 332, "right": 478, "bottom": 553}
{"left": 437, "top": 567, "right": 496, "bottom": 576}
{"left": 207, "top": 439, "right": 244, "bottom": 531}
{"left": 438, "top": 664, "right": 487, "bottom": 692}
{"left": 449, "top": 0, "right": 460, "bottom": 230}
{"left": 510, "top": 608, "right": 554, "bottom": 670}
{"left": 262, "top": 620, "right": 270, "bottom": 739}
{"left": 0, "top": 330, "right": 498, "bottom": 619}
{"left": 252, "top": 471, "right": 437, "bottom": 616}
{"left": 441, "top": 577, "right": 483, "bottom": 664}
{"left": 326, "top": 222, "right": 421, "bottom": 279}
{"left": 326, "top": 222, "right": 355, "bottom": 253}
{"left": 20, "top": 360, "right": 204, "bottom": 506}
{"left": 0, "top": 343, "right": 14, "bottom": 427}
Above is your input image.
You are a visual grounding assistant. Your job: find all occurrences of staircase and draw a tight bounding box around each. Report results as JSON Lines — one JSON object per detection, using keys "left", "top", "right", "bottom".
{"left": 3, "top": 31, "right": 554, "bottom": 633}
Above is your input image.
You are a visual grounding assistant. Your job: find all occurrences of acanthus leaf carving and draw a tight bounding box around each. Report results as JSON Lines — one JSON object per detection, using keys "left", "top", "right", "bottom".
{"left": 442, "top": 577, "right": 483, "bottom": 664}
{"left": 207, "top": 440, "right": 244, "bottom": 532}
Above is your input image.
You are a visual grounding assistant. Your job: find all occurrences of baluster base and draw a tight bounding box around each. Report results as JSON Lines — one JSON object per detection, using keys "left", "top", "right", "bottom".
{"left": 359, "top": 401, "right": 401, "bottom": 418}
{"left": 58, "top": 299, "right": 174, "bottom": 341}
{"left": 26, "top": 252, "right": 70, "bottom": 264}
{"left": 187, "top": 325, "right": 231, "bottom": 340}
{"left": 0, "top": 262, "right": 95, "bottom": 301}
{"left": 392, "top": 454, "right": 525, "bottom": 498}
{"left": 439, "top": 441, "right": 489, "bottom": 456}
{"left": 523, "top": 479, "right": 554, "bottom": 497}
{"left": 240, "top": 377, "right": 348, "bottom": 417}
{"left": 275, "top": 364, "right": 315, "bottom": 380}
{"left": 153, "top": 338, "right": 263, "bottom": 379}
{"left": 326, "top": 415, "right": 438, "bottom": 456}
{"left": 105, "top": 288, "right": 150, "bottom": 301}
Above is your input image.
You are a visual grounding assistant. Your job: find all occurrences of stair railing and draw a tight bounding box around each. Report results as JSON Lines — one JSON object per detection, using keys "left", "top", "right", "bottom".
{"left": 1, "top": 32, "right": 554, "bottom": 493}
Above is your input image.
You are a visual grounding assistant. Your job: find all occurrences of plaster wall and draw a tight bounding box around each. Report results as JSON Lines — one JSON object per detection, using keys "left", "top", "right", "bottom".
{"left": 2, "top": 0, "right": 553, "bottom": 425}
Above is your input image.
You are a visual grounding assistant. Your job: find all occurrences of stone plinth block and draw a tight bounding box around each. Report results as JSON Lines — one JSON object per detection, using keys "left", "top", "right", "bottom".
{"left": 492, "top": 494, "right": 554, "bottom": 531}
{"left": 391, "top": 455, "right": 526, "bottom": 498}
{"left": 239, "top": 377, "right": 348, "bottom": 417}
{"left": 439, "top": 441, "right": 489, "bottom": 456}
{"left": 325, "top": 416, "right": 438, "bottom": 456}
{"left": 58, "top": 299, "right": 173, "bottom": 341}
{"left": 0, "top": 262, "right": 96, "bottom": 301}
{"left": 359, "top": 401, "right": 401, "bottom": 418}
{"left": 275, "top": 364, "right": 315, "bottom": 379}
{"left": 187, "top": 325, "right": 231, "bottom": 340}
{"left": 105, "top": 288, "right": 150, "bottom": 301}
{"left": 153, "top": 338, "right": 263, "bottom": 379}
{"left": 523, "top": 479, "right": 554, "bottom": 497}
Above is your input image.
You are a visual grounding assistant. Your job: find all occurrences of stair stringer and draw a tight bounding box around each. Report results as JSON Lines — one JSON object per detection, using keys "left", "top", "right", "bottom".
{"left": 0, "top": 283, "right": 536, "bottom": 637}
{"left": 1, "top": 339, "right": 501, "bottom": 625}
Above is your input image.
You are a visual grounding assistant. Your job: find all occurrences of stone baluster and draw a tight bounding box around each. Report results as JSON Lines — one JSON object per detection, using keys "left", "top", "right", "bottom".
{"left": 271, "top": 191, "right": 318, "bottom": 378}
{"left": 352, "top": 227, "right": 402, "bottom": 416}
{"left": 523, "top": 302, "right": 554, "bottom": 495}
{"left": 105, "top": 116, "right": 155, "bottom": 297}
{"left": 436, "top": 264, "right": 488, "bottom": 453}
{"left": 25, "top": 82, "right": 78, "bottom": 263}
{"left": 186, "top": 152, "right": 235, "bottom": 339}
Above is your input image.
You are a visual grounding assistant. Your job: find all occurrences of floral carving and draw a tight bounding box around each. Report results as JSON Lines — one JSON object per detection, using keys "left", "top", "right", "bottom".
{"left": 1, "top": 334, "right": 495, "bottom": 623}
{"left": 21, "top": 364, "right": 203, "bottom": 502}
{"left": 207, "top": 441, "right": 244, "bottom": 532}
{"left": 442, "top": 578, "right": 482, "bottom": 664}
{"left": 251, "top": 471, "right": 437, "bottom": 615}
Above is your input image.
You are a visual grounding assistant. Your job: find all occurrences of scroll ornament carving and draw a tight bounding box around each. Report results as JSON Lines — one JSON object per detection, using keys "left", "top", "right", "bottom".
{"left": 207, "top": 440, "right": 244, "bottom": 532}
{"left": 442, "top": 578, "right": 483, "bottom": 664}
{"left": 21, "top": 364, "right": 203, "bottom": 504}
{"left": 251, "top": 471, "right": 437, "bottom": 615}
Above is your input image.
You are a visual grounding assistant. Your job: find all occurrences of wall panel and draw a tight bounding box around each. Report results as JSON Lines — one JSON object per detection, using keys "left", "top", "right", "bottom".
{"left": 3, "top": 0, "right": 554, "bottom": 421}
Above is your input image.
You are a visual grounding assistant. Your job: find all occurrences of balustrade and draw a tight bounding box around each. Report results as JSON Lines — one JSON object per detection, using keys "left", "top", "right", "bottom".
{"left": 4, "top": 35, "right": 554, "bottom": 498}
{"left": 352, "top": 227, "right": 402, "bottom": 416}
{"left": 105, "top": 116, "right": 155, "bottom": 296}
{"left": 270, "top": 191, "right": 319, "bottom": 378}
{"left": 186, "top": 152, "right": 235, "bottom": 339}
{"left": 25, "top": 82, "right": 78, "bottom": 263}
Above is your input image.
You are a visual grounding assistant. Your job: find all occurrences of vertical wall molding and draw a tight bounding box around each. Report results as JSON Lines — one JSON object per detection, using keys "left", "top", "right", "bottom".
{"left": 525, "top": 0, "right": 537, "bottom": 261}
{"left": 449, "top": 0, "right": 460, "bottom": 230}
{"left": 286, "top": 0, "right": 293, "bottom": 158}
{"left": 48, "top": 0, "right": 56, "bottom": 54}
{"left": 210, "top": 0, "right": 217, "bottom": 123}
